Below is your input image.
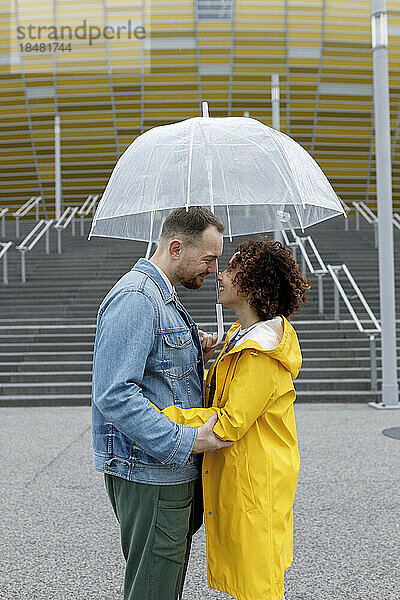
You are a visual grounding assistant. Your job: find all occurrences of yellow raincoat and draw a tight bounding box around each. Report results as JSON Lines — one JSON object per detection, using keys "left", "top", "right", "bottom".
{"left": 156, "top": 315, "right": 301, "bottom": 600}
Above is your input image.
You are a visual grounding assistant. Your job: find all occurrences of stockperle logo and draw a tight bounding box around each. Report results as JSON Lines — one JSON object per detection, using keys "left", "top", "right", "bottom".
{"left": 8, "top": 0, "right": 151, "bottom": 75}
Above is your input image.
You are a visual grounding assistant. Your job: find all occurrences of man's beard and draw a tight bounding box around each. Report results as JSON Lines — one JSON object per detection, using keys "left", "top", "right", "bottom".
{"left": 176, "top": 268, "right": 208, "bottom": 290}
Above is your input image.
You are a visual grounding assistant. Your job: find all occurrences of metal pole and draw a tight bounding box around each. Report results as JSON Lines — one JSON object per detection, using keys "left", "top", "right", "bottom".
{"left": 36, "top": 200, "right": 39, "bottom": 221}
{"left": 334, "top": 285, "right": 340, "bottom": 321}
{"left": 370, "top": 334, "right": 378, "bottom": 391}
{"left": 2, "top": 252, "right": 8, "bottom": 285}
{"left": 80, "top": 215, "right": 84, "bottom": 236}
{"left": 374, "top": 222, "right": 378, "bottom": 248}
{"left": 55, "top": 115, "right": 62, "bottom": 222}
{"left": 332, "top": 268, "right": 341, "bottom": 320}
{"left": 20, "top": 251, "right": 26, "bottom": 283}
{"left": 355, "top": 209, "right": 360, "bottom": 231}
{"left": 371, "top": 0, "right": 399, "bottom": 406}
{"left": 16, "top": 216, "right": 19, "bottom": 238}
{"left": 72, "top": 216, "right": 75, "bottom": 236}
{"left": 45, "top": 228, "right": 50, "bottom": 254}
{"left": 57, "top": 228, "right": 62, "bottom": 254}
{"left": 271, "top": 74, "right": 283, "bottom": 244}
{"left": 301, "top": 253, "right": 306, "bottom": 276}
{"left": 317, "top": 273, "right": 324, "bottom": 315}
{"left": 344, "top": 217, "right": 349, "bottom": 232}
{"left": 1, "top": 213, "right": 5, "bottom": 237}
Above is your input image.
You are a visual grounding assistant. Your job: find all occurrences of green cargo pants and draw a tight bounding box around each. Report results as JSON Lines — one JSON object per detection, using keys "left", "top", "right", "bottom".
{"left": 104, "top": 474, "right": 203, "bottom": 600}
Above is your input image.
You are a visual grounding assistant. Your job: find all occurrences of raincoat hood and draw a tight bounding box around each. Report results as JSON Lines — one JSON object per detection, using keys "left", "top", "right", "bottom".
{"left": 226, "top": 315, "right": 302, "bottom": 380}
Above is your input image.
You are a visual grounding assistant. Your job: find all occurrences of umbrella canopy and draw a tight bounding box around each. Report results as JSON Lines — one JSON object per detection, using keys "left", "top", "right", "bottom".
{"left": 89, "top": 114, "right": 344, "bottom": 242}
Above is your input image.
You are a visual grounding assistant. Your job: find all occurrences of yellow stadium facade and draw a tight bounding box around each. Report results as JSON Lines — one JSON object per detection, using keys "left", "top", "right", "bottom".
{"left": 1, "top": 0, "right": 400, "bottom": 217}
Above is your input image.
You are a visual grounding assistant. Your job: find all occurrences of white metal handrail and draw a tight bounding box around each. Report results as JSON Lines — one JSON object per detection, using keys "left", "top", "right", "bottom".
{"left": 339, "top": 197, "right": 350, "bottom": 230}
{"left": 327, "top": 263, "right": 381, "bottom": 392}
{"left": 0, "top": 207, "right": 8, "bottom": 237}
{"left": 327, "top": 264, "right": 381, "bottom": 333}
{"left": 295, "top": 235, "right": 327, "bottom": 275}
{"left": 351, "top": 201, "right": 400, "bottom": 244}
{"left": 290, "top": 232, "right": 381, "bottom": 391}
{"left": 352, "top": 201, "right": 378, "bottom": 247}
{"left": 78, "top": 194, "right": 99, "bottom": 236}
{"left": 0, "top": 241, "right": 12, "bottom": 285}
{"left": 77, "top": 195, "right": 93, "bottom": 216}
{"left": 54, "top": 206, "right": 78, "bottom": 253}
{"left": 16, "top": 219, "right": 53, "bottom": 282}
{"left": 358, "top": 201, "right": 377, "bottom": 223}
{"left": 352, "top": 200, "right": 375, "bottom": 225}
{"left": 281, "top": 229, "right": 300, "bottom": 262}
{"left": 12, "top": 196, "right": 42, "bottom": 237}
{"left": 292, "top": 234, "right": 328, "bottom": 315}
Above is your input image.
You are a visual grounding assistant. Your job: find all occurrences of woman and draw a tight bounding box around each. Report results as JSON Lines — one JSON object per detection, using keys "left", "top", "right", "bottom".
{"left": 155, "top": 238, "right": 309, "bottom": 600}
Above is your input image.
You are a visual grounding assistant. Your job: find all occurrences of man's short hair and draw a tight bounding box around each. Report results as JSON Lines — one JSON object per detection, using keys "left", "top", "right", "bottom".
{"left": 160, "top": 206, "right": 225, "bottom": 245}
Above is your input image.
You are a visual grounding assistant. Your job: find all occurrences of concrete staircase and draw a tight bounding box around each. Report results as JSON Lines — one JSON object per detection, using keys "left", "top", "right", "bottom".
{"left": 0, "top": 217, "right": 399, "bottom": 406}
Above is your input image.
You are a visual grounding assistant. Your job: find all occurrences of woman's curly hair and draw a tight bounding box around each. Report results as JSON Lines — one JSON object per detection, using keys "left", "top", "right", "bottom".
{"left": 227, "top": 237, "right": 310, "bottom": 320}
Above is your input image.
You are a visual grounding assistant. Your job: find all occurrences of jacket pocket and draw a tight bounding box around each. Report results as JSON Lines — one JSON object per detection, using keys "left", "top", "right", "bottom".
{"left": 236, "top": 451, "right": 257, "bottom": 512}
{"left": 162, "top": 329, "right": 194, "bottom": 379}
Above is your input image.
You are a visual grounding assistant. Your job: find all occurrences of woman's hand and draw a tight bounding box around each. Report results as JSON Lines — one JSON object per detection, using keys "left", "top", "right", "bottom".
{"left": 198, "top": 330, "right": 218, "bottom": 364}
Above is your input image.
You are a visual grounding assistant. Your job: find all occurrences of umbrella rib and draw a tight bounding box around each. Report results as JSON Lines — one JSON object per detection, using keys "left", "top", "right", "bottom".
{"left": 269, "top": 132, "right": 307, "bottom": 209}
{"left": 186, "top": 119, "right": 197, "bottom": 210}
{"left": 293, "top": 203, "right": 305, "bottom": 232}
{"left": 142, "top": 128, "right": 165, "bottom": 202}
{"left": 198, "top": 119, "right": 216, "bottom": 213}
{"left": 145, "top": 211, "right": 155, "bottom": 258}
{"left": 227, "top": 128, "right": 243, "bottom": 217}
{"left": 214, "top": 139, "right": 232, "bottom": 241}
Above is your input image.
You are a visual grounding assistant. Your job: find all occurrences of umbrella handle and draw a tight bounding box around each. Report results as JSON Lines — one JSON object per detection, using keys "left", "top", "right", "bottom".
{"left": 214, "top": 303, "right": 224, "bottom": 346}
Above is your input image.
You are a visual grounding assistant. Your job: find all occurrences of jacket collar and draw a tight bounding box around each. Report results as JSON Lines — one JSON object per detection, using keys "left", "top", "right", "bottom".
{"left": 133, "top": 258, "right": 176, "bottom": 304}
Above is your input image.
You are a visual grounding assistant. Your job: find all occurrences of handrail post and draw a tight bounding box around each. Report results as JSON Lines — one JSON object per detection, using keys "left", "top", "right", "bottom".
{"left": 20, "top": 249, "right": 26, "bottom": 283}
{"left": 80, "top": 215, "right": 85, "bottom": 236}
{"left": 16, "top": 216, "right": 20, "bottom": 237}
{"left": 374, "top": 222, "right": 378, "bottom": 248}
{"left": 57, "top": 228, "right": 62, "bottom": 254}
{"left": 355, "top": 208, "right": 360, "bottom": 231}
{"left": 331, "top": 266, "right": 342, "bottom": 321}
{"left": 301, "top": 252, "right": 306, "bottom": 276}
{"left": 316, "top": 273, "right": 324, "bottom": 315}
{"left": 36, "top": 199, "right": 39, "bottom": 221}
{"left": 369, "top": 334, "right": 378, "bottom": 391}
{"left": 71, "top": 216, "right": 76, "bottom": 236}
{"left": 334, "top": 283, "right": 340, "bottom": 320}
{"left": 1, "top": 212, "right": 5, "bottom": 237}
{"left": 2, "top": 251, "right": 8, "bottom": 285}
{"left": 45, "top": 227, "right": 50, "bottom": 254}
{"left": 344, "top": 216, "right": 349, "bottom": 231}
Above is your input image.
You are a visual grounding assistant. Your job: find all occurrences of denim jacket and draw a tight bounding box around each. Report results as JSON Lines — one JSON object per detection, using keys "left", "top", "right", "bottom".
{"left": 92, "top": 258, "right": 204, "bottom": 484}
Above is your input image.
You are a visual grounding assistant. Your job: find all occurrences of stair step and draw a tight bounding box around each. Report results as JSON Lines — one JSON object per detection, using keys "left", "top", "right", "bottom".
{"left": 295, "top": 390, "right": 380, "bottom": 403}
{"left": 0, "top": 382, "right": 92, "bottom": 394}
{"left": 0, "top": 394, "right": 91, "bottom": 407}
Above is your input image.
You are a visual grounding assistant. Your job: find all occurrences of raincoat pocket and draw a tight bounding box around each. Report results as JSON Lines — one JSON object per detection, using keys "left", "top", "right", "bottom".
{"left": 152, "top": 499, "right": 192, "bottom": 564}
{"left": 236, "top": 451, "right": 257, "bottom": 512}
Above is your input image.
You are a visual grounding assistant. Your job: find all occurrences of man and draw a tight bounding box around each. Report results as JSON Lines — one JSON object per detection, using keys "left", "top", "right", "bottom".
{"left": 92, "top": 206, "right": 231, "bottom": 600}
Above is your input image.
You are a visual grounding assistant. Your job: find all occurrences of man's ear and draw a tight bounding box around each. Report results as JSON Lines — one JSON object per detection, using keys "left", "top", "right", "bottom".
{"left": 169, "top": 239, "right": 183, "bottom": 260}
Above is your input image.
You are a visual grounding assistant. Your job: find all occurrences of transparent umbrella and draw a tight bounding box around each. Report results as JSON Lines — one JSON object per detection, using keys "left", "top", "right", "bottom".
{"left": 89, "top": 102, "right": 345, "bottom": 342}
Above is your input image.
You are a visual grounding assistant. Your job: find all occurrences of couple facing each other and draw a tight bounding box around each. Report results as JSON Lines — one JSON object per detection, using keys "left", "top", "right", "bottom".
{"left": 92, "top": 206, "right": 308, "bottom": 600}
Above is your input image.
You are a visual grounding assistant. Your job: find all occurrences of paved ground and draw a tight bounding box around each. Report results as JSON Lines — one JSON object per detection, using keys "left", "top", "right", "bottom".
{"left": 1, "top": 404, "right": 399, "bottom": 600}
